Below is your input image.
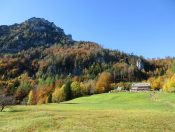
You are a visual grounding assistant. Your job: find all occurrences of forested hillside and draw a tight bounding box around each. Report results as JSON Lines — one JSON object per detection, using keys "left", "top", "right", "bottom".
{"left": 0, "top": 18, "right": 174, "bottom": 104}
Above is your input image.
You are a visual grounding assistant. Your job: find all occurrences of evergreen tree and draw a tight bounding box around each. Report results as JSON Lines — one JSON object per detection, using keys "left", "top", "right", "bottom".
{"left": 64, "top": 78, "right": 72, "bottom": 100}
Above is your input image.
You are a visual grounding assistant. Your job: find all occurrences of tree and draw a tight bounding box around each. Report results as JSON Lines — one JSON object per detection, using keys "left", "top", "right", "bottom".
{"left": 163, "top": 74, "right": 175, "bottom": 92}
{"left": 0, "top": 95, "right": 15, "bottom": 112}
{"left": 15, "top": 74, "right": 32, "bottom": 103}
{"left": 27, "top": 90, "right": 37, "bottom": 105}
{"left": 37, "top": 85, "right": 53, "bottom": 104}
{"left": 96, "top": 72, "right": 112, "bottom": 93}
{"left": 52, "top": 85, "right": 65, "bottom": 103}
{"left": 83, "top": 80, "right": 96, "bottom": 95}
{"left": 46, "top": 94, "right": 52, "bottom": 103}
{"left": 148, "top": 76, "right": 164, "bottom": 90}
{"left": 64, "top": 80, "right": 72, "bottom": 100}
{"left": 27, "top": 90, "right": 34, "bottom": 105}
{"left": 71, "top": 81, "right": 81, "bottom": 97}
{"left": 15, "top": 82, "right": 31, "bottom": 103}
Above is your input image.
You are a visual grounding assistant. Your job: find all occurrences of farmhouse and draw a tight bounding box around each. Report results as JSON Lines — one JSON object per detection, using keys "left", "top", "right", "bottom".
{"left": 130, "top": 83, "right": 150, "bottom": 92}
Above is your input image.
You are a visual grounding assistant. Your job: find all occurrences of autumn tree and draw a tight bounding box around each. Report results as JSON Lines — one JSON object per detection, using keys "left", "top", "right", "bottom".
{"left": 96, "top": 72, "right": 112, "bottom": 93}
{"left": 37, "top": 85, "right": 53, "bottom": 104}
{"left": 81, "top": 80, "right": 96, "bottom": 95}
{"left": 71, "top": 81, "right": 81, "bottom": 97}
{"left": 15, "top": 74, "right": 32, "bottom": 103}
{"left": 163, "top": 74, "right": 175, "bottom": 92}
{"left": 27, "top": 90, "right": 33, "bottom": 105}
{"left": 52, "top": 85, "right": 65, "bottom": 103}
{"left": 148, "top": 76, "right": 165, "bottom": 90}
{"left": 27, "top": 90, "right": 37, "bottom": 105}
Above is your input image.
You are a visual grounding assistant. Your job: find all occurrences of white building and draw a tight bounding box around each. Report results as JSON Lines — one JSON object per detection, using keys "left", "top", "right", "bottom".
{"left": 136, "top": 59, "right": 144, "bottom": 70}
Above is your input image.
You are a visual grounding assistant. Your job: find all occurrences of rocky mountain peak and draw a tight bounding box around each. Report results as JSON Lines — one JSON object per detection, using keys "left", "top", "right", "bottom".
{"left": 0, "top": 17, "right": 73, "bottom": 53}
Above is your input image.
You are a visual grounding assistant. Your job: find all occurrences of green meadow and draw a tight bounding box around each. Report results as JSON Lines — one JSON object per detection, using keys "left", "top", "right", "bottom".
{"left": 1, "top": 92, "right": 175, "bottom": 132}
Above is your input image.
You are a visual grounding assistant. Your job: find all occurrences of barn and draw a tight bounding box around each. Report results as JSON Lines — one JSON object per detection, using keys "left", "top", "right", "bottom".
{"left": 130, "top": 83, "right": 150, "bottom": 92}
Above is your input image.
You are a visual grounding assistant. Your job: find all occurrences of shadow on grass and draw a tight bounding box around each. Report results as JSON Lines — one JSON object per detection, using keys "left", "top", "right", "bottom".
{"left": 1, "top": 106, "right": 29, "bottom": 113}
{"left": 61, "top": 103, "right": 79, "bottom": 104}
{"left": 10, "top": 109, "right": 29, "bottom": 112}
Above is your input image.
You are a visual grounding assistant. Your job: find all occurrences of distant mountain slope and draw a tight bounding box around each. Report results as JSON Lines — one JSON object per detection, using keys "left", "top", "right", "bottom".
{"left": 0, "top": 40, "right": 156, "bottom": 82}
{"left": 0, "top": 17, "right": 73, "bottom": 53}
{"left": 0, "top": 18, "right": 173, "bottom": 104}
{"left": 0, "top": 18, "right": 168, "bottom": 83}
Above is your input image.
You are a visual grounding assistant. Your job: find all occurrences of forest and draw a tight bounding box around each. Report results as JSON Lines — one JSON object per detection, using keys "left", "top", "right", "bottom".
{"left": 0, "top": 18, "right": 175, "bottom": 105}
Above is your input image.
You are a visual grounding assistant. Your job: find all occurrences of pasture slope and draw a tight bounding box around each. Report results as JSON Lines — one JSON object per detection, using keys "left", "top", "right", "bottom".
{"left": 1, "top": 92, "right": 175, "bottom": 132}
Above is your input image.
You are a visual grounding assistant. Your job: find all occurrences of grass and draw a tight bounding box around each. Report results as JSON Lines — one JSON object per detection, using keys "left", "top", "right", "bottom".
{"left": 1, "top": 92, "right": 175, "bottom": 131}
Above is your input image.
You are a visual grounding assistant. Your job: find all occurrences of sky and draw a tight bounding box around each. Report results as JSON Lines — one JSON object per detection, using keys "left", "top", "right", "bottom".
{"left": 0, "top": 0, "right": 175, "bottom": 58}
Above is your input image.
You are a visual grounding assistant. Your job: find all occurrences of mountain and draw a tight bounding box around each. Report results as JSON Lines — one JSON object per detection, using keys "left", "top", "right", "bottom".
{"left": 0, "top": 17, "right": 172, "bottom": 104}
{"left": 0, "top": 17, "right": 73, "bottom": 53}
{"left": 0, "top": 18, "right": 167, "bottom": 81}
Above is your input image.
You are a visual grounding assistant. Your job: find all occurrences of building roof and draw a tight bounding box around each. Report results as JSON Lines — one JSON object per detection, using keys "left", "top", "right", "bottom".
{"left": 132, "top": 83, "right": 151, "bottom": 87}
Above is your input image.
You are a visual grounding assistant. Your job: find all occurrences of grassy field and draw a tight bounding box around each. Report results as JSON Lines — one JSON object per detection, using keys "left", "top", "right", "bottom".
{"left": 1, "top": 92, "right": 175, "bottom": 132}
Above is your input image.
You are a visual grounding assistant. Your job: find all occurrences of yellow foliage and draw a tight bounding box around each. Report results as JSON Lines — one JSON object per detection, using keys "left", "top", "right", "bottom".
{"left": 27, "top": 90, "right": 34, "bottom": 105}
{"left": 52, "top": 85, "right": 65, "bottom": 103}
{"left": 163, "top": 74, "right": 175, "bottom": 92}
{"left": 37, "top": 85, "right": 53, "bottom": 104}
{"left": 148, "top": 76, "right": 164, "bottom": 90}
{"left": 96, "top": 72, "right": 112, "bottom": 93}
{"left": 80, "top": 82, "right": 88, "bottom": 95}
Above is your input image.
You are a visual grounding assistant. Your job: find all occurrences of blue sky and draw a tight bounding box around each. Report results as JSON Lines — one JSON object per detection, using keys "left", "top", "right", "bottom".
{"left": 0, "top": 0, "right": 175, "bottom": 58}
